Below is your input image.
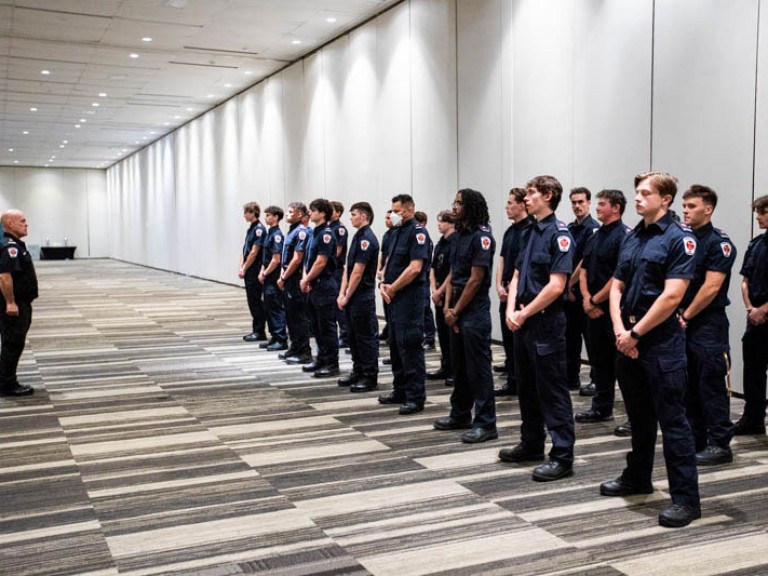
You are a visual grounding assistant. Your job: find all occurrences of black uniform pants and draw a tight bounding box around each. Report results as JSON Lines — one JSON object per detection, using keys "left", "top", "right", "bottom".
{"left": 0, "top": 301, "right": 32, "bottom": 389}
{"left": 741, "top": 322, "right": 768, "bottom": 425}
{"left": 423, "top": 287, "right": 436, "bottom": 344}
{"left": 498, "top": 299, "right": 516, "bottom": 386}
{"left": 434, "top": 305, "right": 451, "bottom": 373}
{"left": 244, "top": 274, "right": 266, "bottom": 336}
{"left": 263, "top": 281, "right": 287, "bottom": 342}
{"left": 564, "top": 296, "right": 591, "bottom": 387}
{"left": 346, "top": 293, "right": 379, "bottom": 378}
{"left": 617, "top": 328, "right": 700, "bottom": 509}
{"left": 389, "top": 288, "right": 426, "bottom": 405}
{"left": 334, "top": 268, "right": 347, "bottom": 342}
{"left": 587, "top": 310, "right": 617, "bottom": 416}
{"left": 449, "top": 302, "right": 496, "bottom": 429}
{"left": 284, "top": 279, "right": 311, "bottom": 357}
{"left": 515, "top": 309, "right": 575, "bottom": 465}
{"left": 308, "top": 278, "right": 339, "bottom": 368}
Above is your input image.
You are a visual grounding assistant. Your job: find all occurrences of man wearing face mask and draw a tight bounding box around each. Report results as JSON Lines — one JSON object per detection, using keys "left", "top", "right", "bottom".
{"left": 378, "top": 195, "right": 430, "bottom": 415}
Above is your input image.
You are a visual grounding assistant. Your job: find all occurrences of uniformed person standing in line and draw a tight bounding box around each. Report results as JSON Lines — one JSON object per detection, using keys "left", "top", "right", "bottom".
{"left": 239, "top": 202, "right": 267, "bottom": 342}
{"left": 499, "top": 175, "right": 575, "bottom": 482}
{"left": 566, "top": 187, "right": 600, "bottom": 392}
{"left": 337, "top": 202, "right": 380, "bottom": 392}
{"left": 600, "top": 171, "right": 700, "bottom": 529}
{"left": 0, "top": 210, "right": 38, "bottom": 397}
{"left": 259, "top": 206, "right": 288, "bottom": 351}
{"left": 300, "top": 199, "right": 339, "bottom": 378}
{"left": 330, "top": 201, "right": 349, "bottom": 348}
{"left": 575, "top": 189, "right": 631, "bottom": 424}
{"left": 433, "top": 189, "right": 498, "bottom": 443}
{"left": 278, "top": 202, "right": 312, "bottom": 365}
{"left": 427, "top": 210, "right": 457, "bottom": 386}
{"left": 377, "top": 210, "right": 394, "bottom": 341}
{"left": 494, "top": 187, "right": 534, "bottom": 396}
{"left": 414, "top": 211, "right": 436, "bottom": 350}
{"left": 733, "top": 194, "right": 768, "bottom": 435}
{"left": 378, "top": 194, "right": 429, "bottom": 415}
{"left": 679, "top": 186, "right": 737, "bottom": 466}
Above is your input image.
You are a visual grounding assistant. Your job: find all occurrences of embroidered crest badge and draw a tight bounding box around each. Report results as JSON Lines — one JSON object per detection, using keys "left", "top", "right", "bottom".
{"left": 7, "top": 247, "right": 18, "bottom": 258}
{"left": 481, "top": 236, "right": 491, "bottom": 250}
{"left": 323, "top": 234, "right": 332, "bottom": 244}
{"left": 557, "top": 236, "right": 571, "bottom": 253}
{"left": 683, "top": 237, "right": 697, "bottom": 256}
{"left": 416, "top": 233, "right": 426, "bottom": 245}
{"left": 721, "top": 242, "right": 732, "bottom": 258}
{"left": 360, "top": 240, "right": 370, "bottom": 251}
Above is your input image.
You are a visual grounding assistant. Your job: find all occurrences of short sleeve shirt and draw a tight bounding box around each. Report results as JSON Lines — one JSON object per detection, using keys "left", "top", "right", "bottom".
{"left": 680, "top": 222, "right": 736, "bottom": 310}
{"left": 740, "top": 232, "right": 768, "bottom": 307}
{"left": 282, "top": 223, "right": 309, "bottom": 271}
{"left": 346, "top": 225, "right": 380, "bottom": 294}
{"left": 432, "top": 233, "right": 456, "bottom": 286}
{"left": 304, "top": 223, "right": 337, "bottom": 283}
{"left": 243, "top": 221, "right": 266, "bottom": 258}
{"left": 500, "top": 216, "right": 535, "bottom": 284}
{"left": 330, "top": 220, "right": 348, "bottom": 269}
{"left": 262, "top": 225, "right": 284, "bottom": 283}
{"left": 582, "top": 219, "right": 632, "bottom": 299}
{"left": 383, "top": 218, "right": 430, "bottom": 293}
{"left": 450, "top": 224, "right": 495, "bottom": 309}
{"left": 0, "top": 234, "right": 38, "bottom": 302}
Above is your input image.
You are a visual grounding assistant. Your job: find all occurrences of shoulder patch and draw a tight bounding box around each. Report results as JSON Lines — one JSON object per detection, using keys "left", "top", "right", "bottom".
{"left": 339, "top": 227, "right": 346, "bottom": 236}
{"left": 557, "top": 236, "right": 571, "bottom": 253}
{"left": 416, "top": 232, "right": 426, "bottom": 245}
{"left": 676, "top": 221, "right": 693, "bottom": 233}
{"left": 323, "top": 233, "right": 332, "bottom": 244}
{"left": 721, "top": 241, "right": 733, "bottom": 258}
{"left": 7, "top": 247, "right": 18, "bottom": 258}
{"left": 480, "top": 236, "right": 491, "bottom": 251}
{"left": 480, "top": 225, "right": 490, "bottom": 232}
{"left": 683, "top": 236, "right": 697, "bottom": 256}
{"left": 256, "top": 229, "right": 263, "bottom": 237}
{"left": 298, "top": 231, "right": 307, "bottom": 240}
{"left": 360, "top": 239, "right": 370, "bottom": 251}
{"left": 274, "top": 235, "right": 282, "bottom": 244}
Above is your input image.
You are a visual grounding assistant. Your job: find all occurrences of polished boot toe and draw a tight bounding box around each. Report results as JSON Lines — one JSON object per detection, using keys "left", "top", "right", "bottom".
{"left": 659, "top": 504, "right": 701, "bottom": 528}
{"left": 733, "top": 419, "right": 766, "bottom": 436}
{"left": 0, "top": 384, "right": 34, "bottom": 397}
{"left": 532, "top": 460, "right": 573, "bottom": 482}
{"left": 696, "top": 445, "right": 733, "bottom": 466}
{"left": 575, "top": 409, "right": 614, "bottom": 423}
{"left": 285, "top": 354, "right": 313, "bottom": 365}
{"left": 599, "top": 477, "right": 654, "bottom": 497}
{"left": 579, "top": 382, "right": 597, "bottom": 397}
{"left": 338, "top": 373, "right": 362, "bottom": 387}
{"left": 302, "top": 362, "right": 321, "bottom": 373}
{"left": 350, "top": 378, "right": 378, "bottom": 393}
{"left": 461, "top": 427, "right": 498, "bottom": 443}
{"left": 398, "top": 402, "right": 424, "bottom": 415}
{"left": 266, "top": 341, "right": 288, "bottom": 352}
{"left": 498, "top": 443, "right": 545, "bottom": 463}
{"left": 313, "top": 366, "right": 340, "bottom": 378}
{"left": 259, "top": 339, "right": 276, "bottom": 349}
{"left": 433, "top": 416, "right": 472, "bottom": 430}
{"left": 426, "top": 368, "right": 449, "bottom": 380}
{"left": 378, "top": 392, "right": 405, "bottom": 405}
{"left": 614, "top": 420, "right": 632, "bottom": 437}
{"left": 243, "top": 332, "right": 267, "bottom": 342}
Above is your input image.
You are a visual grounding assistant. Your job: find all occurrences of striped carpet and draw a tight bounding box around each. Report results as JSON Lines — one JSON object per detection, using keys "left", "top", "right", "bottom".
{"left": 1, "top": 259, "right": 768, "bottom": 576}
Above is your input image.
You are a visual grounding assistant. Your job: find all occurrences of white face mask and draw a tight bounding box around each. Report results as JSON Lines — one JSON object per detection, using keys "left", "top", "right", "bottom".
{"left": 389, "top": 211, "right": 403, "bottom": 227}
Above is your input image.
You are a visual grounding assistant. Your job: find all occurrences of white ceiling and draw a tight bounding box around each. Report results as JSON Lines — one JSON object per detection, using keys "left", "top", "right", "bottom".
{"left": 0, "top": 0, "right": 400, "bottom": 169}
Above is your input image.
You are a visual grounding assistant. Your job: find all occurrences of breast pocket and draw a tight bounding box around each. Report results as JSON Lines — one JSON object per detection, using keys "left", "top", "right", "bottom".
{"left": 640, "top": 252, "right": 666, "bottom": 295}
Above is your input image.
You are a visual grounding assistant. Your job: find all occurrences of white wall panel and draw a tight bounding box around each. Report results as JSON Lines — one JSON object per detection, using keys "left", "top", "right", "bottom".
{"left": 281, "top": 62, "right": 309, "bottom": 202}
{"left": 322, "top": 36, "right": 350, "bottom": 202}
{"left": 755, "top": 1, "right": 768, "bottom": 197}
{"left": 303, "top": 52, "right": 328, "bottom": 200}
{"left": 86, "top": 169, "right": 109, "bottom": 257}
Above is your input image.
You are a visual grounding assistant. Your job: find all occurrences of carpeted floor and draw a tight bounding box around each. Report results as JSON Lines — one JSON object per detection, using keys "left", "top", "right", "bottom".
{"left": 1, "top": 259, "right": 768, "bottom": 576}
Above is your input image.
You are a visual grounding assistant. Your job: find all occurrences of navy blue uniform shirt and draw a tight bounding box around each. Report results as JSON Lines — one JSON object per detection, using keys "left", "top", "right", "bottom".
{"left": 680, "top": 222, "right": 736, "bottom": 311}
{"left": 432, "top": 233, "right": 456, "bottom": 286}
{"left": 346, "top": 225, "right": 379, "bottom": 294}
{"left": 262, "top": 225, "right": 284, "bottom": 283}
{"left": 583, "top": 219, "right": 632, "bottom": 299}
{"left": 516, "top": 214, "right": 574, "bottom": 307}
{"left": 330, "top": 219, "right": 348, "bottom": 269}
{"left": 305, "top": 222, "right": 337, "bottom": 283}
{"left": 740, "top": 231, "right": 768, "bottom": 308}
{"left": 500, "top": 215, "right": 535, "bottom": 285}
{"left": 451, "top": 224, "right": 495, "bottom": 309}
{"left": 568, "top": 214, "right": 600, "bottom": 268}
{"left": 243, "top": 220, "right": 266, "bottom": 258}
{"left": 615, "top": 212, "right": 696, "bottom": 317}
{"left": 282, "top": 223, "right": 309, "bottom": 272}
{"left": 0, "top": 233, "right": 38, "bottom": 303}
{"left": 384, "top": 218, "right": 430, "bottom": 291}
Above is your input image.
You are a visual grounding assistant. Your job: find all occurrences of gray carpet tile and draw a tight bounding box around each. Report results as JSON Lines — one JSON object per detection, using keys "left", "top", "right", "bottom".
{"left": 1, "top": 259, "right": 768, "bottom": 575}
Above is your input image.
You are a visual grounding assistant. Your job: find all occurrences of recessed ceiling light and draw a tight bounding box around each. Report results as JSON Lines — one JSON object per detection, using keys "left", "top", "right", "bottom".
{"left": 30, "top": 107, "right": 38, "bottom": 112}
{"left": 129, "top": 53, "right": 140, "bottom": 59}
{"left": 185, "top": 107, "right": 193, "bottom": 112}
{"left": 149, "top": 131, "right": 156, "bottom": 135}
{"left": 224, "top": 83, "right": 232, "bottom": 88}
{"left": 244, "top": 70, "right": 253, "bottom": 75}
{"left": 74, "top": 124, "right": 81, "bottom": 128}
{"left": 22, "top": 130, "right": 29, "bottom": 135}
{"left": 98, "top": 92, "right": 107, "bottom": 97}
{"left": 142, "top": 37, "right": 153, "bottom": 42}
{"left": 134, "top": 141, "right": 140, "bottom": 144}
{"left": 174, "top": 115, "right": 181, "bottom": 119}
{"left": 121, "top": 148, "right": 127, "bottom": 152}
{"left": 207, "top": 94, "right": 215, "bottom": 98}
{"left": 92, "top": 102, "right": 100, "bottom": 107}
{"left": 142, "top": 136, "right": 148, "bottom": 140}
{"left": 80, "top": 118, "right": 86, "bottom": 122}
{"left": 13, "top": 160, "right": 19, "bottom": 164}
{"left": 292, "top": 39, "right": 302, "bottom": 45}
{"left": 59, "top": 145, "right": 65, "bottom": 148}
{"left": 86, "top": 111, "right": 95, "bottom": 115}
{"left": 326, "top": 17, "right": 337, "bottom": 23}
{"left": 44, "top": 164, "right": 49, "bottom": 167}
{"left": 7, "top": 148, "right": 13, "bottom": 152}
{"left": 41, "top": 69, "right": 51, "bottom": 75}
{"left": 62, "top": 140, "right": 68, "bottom": 144}
{"left": 163, "top": 122, "right": 170, "bottom": 126}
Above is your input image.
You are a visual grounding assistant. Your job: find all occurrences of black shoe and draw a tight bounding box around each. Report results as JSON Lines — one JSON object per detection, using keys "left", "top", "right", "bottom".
{"left": 579, "top": 382, "right": 597, "bottom": 397}
{"left": 614, "top": 421, "right": 632, "bottom": 437}
{"left": 494, "top": 385, "right": 516, "bottom": 397}
{"left": 378, "top": 331, "right": 388, "bottom": 341}
{"left": 444, "top": 377, "right": 454, "bottom": 387}
{"left": 259, "top": 339, "right": 276, "bottom": 349}
{"left": 461, "top": 427, "right": 498, "bottom": 443}
{"left": 532, "top": 460, "right": 573, "bottom": 482}
{"left": 338, "top": 373, "right": 362, "bottom": 387}
{"left": 302, "top": 362, "right": 321, "bottom": 373}
{"left": 278, "top": 351, "right": 294, "bottom": 360}
{"left": 696, "top": 445, "right": 733, "bottom": 466}
{"left": 350, "top": 378, "right": 378, "bottom": 393}
{"left": 337, "top": 339, "right": 349, "bottom": 348}
{"left": 426, "top": 368, "right": 449, "bottom": 380}
{"left": 314, "top": 366, "right": 340, "bottom": 378}
{"left": 344, "top": 348, "right": 352, "bottom": 354}
{"left": 378, "top": 392, "right": 405, "bottom": 405}
{"left": 658, "top": 504, "right": 701, "bottom": 528}
{"left": 433, "top": 416, "right": 472, "bottom": 430}
{"left": 493, "top": 364, "right": 507, "bottom": 374}
{"left": 399, "top": 402, "right": 424, "bottom": 415}
{"left": 285, "top": 354, "right": 313, "bottom": 365}
{"left": 733, "top": 418, "right": 766, "bottom": 435}
{"left": 382, "top": 357, "right": 392, "bottom": 365}
{"left": 0, "top": 384, "right": 34, "bottom": 397}
{"left": 567, "top": 381, "right": 581, "bottom": 391}
{"left": 423, "top": 341, "right": 436, "bottom": 351}
{"left": 599, "top": 477, "right": 654, "bottom": 497}
{"left": 498, "top": 443, "right": 545, "bottom": 463}
{"left": 266, "top": 341, "right": 288, "bottom": 352}
{"left": 243, "top": 332, "right": 267, "bottom": 342}
{"left": 575, "top": 409, "right": 614, "bottom": 423}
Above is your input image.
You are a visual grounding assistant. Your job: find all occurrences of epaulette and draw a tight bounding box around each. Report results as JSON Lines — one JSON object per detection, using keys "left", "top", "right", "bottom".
{"left": 6, "top": 239, "right": 17, "bottom": 245}
{"left": 479, "top": 224, "right": 491, "bottom": 232}
{"left": 556, "top": 221, "right": 569, "bottom": 230}
{"left": 675, "top": 221, "right": 693, "bottom": 233}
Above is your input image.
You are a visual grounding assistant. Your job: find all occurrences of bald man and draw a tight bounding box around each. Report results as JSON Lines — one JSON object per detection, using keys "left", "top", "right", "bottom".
{"left": 0, "top": 210, "right": 38, "bottom": 397}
